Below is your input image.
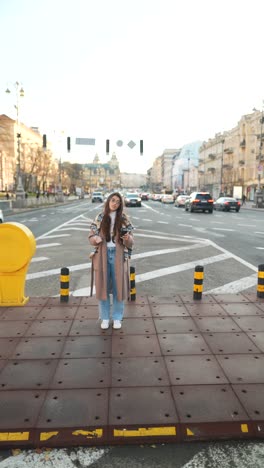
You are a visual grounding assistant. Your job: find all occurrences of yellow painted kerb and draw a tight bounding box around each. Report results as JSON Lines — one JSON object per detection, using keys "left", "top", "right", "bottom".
{"left": 114, "top": 426, "right": 176, "bottom": 437}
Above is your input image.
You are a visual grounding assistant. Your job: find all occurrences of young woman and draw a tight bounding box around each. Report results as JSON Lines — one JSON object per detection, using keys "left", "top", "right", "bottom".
{"left": 88, "top": 192, "right": 134, "bottom": 329}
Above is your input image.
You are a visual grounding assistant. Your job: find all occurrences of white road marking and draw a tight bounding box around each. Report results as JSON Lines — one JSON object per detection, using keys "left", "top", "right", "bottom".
{"left": 179, "top": 224, "right": 193, "bottom": 228}
{"left": 212, "top": 228, "right": 235, "bottom": 231}
{"left": 142, "top": 218, "right": 152, "bottom": 221}
{"left": 135, "top": 233, "right": 206, "bottom": 243}
{"left": 36, "top": 213, "right": 87, "bottom": 240}
{"left": 141, "top": 202, "right": 160, "bottom": 213}
{"left": 239, "top": 223, "right": 256, "bottom": 227}
{"left": 41, "top": 234, "right": 70, "bottom": 239}
{"left": 205, "top": 273, "right": 257, "bottom": 294}
{"left": 31, "top": 257, "right": 49, "bottom": 263}
{"left": 36, "top": 243, "right": 61, "bottom": 249}
{"left": 255, "top": 231, "right": 264, "bottom": 234}
{"left": 157, "top": 221, "right": 169, "bottom": 224}
{"left": 59, "top": 227, "right": 88, "bottom": 231}
{"left": 256, "top": 247, "right": 264, "bottom": 250}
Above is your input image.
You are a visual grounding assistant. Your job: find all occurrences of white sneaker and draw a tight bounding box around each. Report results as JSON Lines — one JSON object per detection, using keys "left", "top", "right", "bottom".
{"left": 113, "top": 320, "right": 122, "bottom": 329}
{"left": 101, "top": 320, "right": 110, "bottom": 330}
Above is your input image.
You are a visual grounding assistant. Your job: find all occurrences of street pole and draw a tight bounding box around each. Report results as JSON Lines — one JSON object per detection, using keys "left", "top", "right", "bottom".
{"left": 6, "top": 82, "right": 25, "bottom": 205}
{"left": 56, "top": 156, "right": 64, "bottom": 202}
{"left": 256, "top": 101, "right": 264, "bottom": 208}
{"left": 220, "top": 138, "right": 225, "bottom": 196}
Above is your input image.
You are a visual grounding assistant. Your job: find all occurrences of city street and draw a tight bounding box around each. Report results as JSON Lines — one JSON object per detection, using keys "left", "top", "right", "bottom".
{"left": 1, "top": 199, "right": 264, "bottom": 467}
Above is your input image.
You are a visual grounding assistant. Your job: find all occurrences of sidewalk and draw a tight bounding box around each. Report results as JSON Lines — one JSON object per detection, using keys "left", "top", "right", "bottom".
{"left": 0, "top": 293, "right": 263, "bottom": 448}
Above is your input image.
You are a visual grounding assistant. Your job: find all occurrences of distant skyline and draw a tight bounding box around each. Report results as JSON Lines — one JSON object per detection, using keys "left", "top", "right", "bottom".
{"left": 1, "top": 0, "right": 264, "bottom": 173}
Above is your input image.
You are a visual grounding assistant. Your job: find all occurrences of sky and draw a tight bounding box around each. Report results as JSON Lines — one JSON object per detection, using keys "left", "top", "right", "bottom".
{"left": 1, "top": 0, "right": 264, "bottom": 173}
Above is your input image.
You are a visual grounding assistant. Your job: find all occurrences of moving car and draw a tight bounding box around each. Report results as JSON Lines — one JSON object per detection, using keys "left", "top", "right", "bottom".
{"left": 124, "top": 193, "right": 142, "bottom": 207}
{"left": 140, "top": 192, "right": 149, "bottom": 201}
{"left": 0, "top": 209, "right": 3, "bottom": 223}
{"left": 91, "top": 191, "right": 104, "bottom": 203}
{"left": 214, "top": 197, "right": 241, "bottom": 212}
{"left": 161, "top": 194, "right": 174, "bottom": 204}
{"left": 185, "top": 192, "right": 214, "bottom": 213}
{"left": 175, "top": 194, "right": 189, "bottom": 208}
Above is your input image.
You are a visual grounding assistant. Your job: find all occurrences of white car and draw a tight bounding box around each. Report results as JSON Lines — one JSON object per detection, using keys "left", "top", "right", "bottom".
{"left": 161, "top": 194, "right": 174, "bottom": 204}
{"left": 0, "top": 209, "right": 4, "bottom": 223}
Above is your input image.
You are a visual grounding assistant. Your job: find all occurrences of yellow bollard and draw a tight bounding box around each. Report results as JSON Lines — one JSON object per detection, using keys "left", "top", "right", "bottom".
{"left": 130, "top": 266, "right": 136, "bottom": 301}
{"left": 0, "top": 222, "right": 36, "bottom": 306}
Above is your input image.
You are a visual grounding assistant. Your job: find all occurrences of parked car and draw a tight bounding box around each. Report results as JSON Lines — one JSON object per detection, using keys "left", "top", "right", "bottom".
{"left": 214, "top": 197, "right": 241, "bottom": 212}
{"left": 161, "top": 194, "right": 174, "bottom": 204}
{"left": 124, "top": 193, "right": 142, "bottom": 207}
{"left": 91, "top": 191, "right": 104, "bottom": 203}
{"left": 175, "top": 194, "right": 189, "bottom": 208}
{"left": 0, "top": 209, "right": 3, "bottom": 223}
{"left": 140, "top": 192, "right": 149, "bottom": 201}
{"left": 185, "top": 192, "right": 214, "bottom": 213}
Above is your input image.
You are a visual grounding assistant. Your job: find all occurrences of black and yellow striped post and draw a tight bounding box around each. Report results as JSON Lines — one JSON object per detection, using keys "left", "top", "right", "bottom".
{"left": 193, "top": 265, "right": 204, "bottom": 300}
{"left": 257, "top": 264, "right": 264, "bottom": 298}
{"left": 130, "top": 266, "right": 136, "bottom": 301}
{"left": 60, "top": 267, "right": 70, "bottom": 303}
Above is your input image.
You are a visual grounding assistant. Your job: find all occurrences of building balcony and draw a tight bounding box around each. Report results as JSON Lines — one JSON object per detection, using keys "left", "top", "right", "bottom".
{"left": 239, "top": 160, "right": 245, "bottom": 165}
{"left": 223, "top": 164, "right": 232, "bottom": 169}
{"left": 198, "top": 170, "right": 204, "bottom": 174}
{"left": 224, "top": 147, "right": 234, "bottom": 154}
{"left": 208, "top": 153, "right": 216, "bottom": 159}
{"left": 207, "top": 167, "right": 215, "bottom": 172}
{"left": 240, "top": 139, "right": 246, "bottom": 148}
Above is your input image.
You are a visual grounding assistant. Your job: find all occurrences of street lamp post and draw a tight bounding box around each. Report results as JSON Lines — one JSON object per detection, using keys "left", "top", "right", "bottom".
{"left": 255, "top": 102, "right": 264, "bottom": 208}
{"left": 5, "top": 82, "right": 25, "bottom": 204}
{"left": 219, "top": 138, "right": 225, "bottom": 197}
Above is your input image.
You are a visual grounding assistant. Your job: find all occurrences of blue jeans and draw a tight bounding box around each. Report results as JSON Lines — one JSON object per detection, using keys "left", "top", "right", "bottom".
{"left": 99, "top": 247, "right": 124, "bottom": 321}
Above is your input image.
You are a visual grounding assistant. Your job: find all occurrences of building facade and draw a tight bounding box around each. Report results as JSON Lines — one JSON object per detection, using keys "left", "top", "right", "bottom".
{"left": 83, "top": 153, "right": 121, "bottom": 192}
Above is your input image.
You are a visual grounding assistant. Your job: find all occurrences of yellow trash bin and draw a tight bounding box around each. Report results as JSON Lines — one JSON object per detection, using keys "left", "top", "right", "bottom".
{"left": 0, "top": 222, "right": 36, "bottom": 306}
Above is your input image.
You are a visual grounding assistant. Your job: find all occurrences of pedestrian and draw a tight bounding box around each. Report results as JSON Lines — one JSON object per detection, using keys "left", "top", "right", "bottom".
{"left": 88, "top": 192, "right": 134, "bottom": 330}
{"left": 242, "top": 194, "right": 246, "bottom": 205}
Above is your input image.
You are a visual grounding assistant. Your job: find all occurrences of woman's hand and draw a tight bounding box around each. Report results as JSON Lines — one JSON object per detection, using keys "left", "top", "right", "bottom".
{"left": 122, "top": 232, "right": 130, "bottom": 241}
{"left": 94, "top": 235, "right": 103, "bottom": 244}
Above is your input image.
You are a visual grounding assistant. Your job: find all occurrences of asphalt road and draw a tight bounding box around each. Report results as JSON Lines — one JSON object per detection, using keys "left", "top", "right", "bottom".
{"left": 1, "top": 199, "right": 264, "bottom": 467}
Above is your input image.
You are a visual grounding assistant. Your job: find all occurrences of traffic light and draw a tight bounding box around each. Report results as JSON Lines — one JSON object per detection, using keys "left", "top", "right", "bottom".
{"left": 106, "top": 139, "right": 110, "bottom": 154}
{"left": 140, "top": 140, "right": 143, "bottom": 155}
{"left": 43, "top": 134, "right": 47, "bottom": 148}
{"left": 67, "top": 137, "right": 71, "bottom": 152}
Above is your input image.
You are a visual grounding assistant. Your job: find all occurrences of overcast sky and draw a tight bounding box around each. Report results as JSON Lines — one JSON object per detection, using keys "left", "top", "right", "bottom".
{"left": 1, "top": 0, "right": 264, "bottom": 173}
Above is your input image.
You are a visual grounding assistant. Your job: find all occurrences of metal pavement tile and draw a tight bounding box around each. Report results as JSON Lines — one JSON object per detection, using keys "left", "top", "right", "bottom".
{"left": 203, "top": 332, "right": 261, "bottom": 354}
{"left": 148, "top": 295, "right": 183, "bottom": 304}
{"left": 185, "top": 303, "right": 227, "bottom": 317}
{"left": 247, "top": 332, "right": 264, "bottom": 352}
{"left": 154, "top": 317, "right": 199, "bottom": 334}
{"left": 27, "top": 297, "right": 49, "bottom": 306}
{"left": 124, "top": 304, "right": 152, "bottom": 318}
{"left": 180, "top": 294, "right": 217, "bottom": 304}
{"left": 216, "top": 354, "right": 264, "bottom": 384}
{"left": 172, "top": 385, "right": 249, "bottom": 423}
{"left": 151, "top": 304, "right": 189, "bottom": 317}
{"left": 11, "top": 337, "right": 66, "bottom": 359}
{"left": 37, "top": 306, "right": 78, "bottom": 320}
{"left": 130, "top": 295, "right": 149, "bottom": 304}
{"left": 165, "top": 355, "right": 228, "bottom": 385}
{"left": 0, "top": 390, "right": 47, "bottom": 428}
{"left": 50, "top": 358, "right": 111, "bottom": 388}
{"left": 80, "top": 297, "right": 99, "bottom": 305}
{"left": 213, "top": 294, "right": 248, "bottom": 303}
{"left": 25, "top": 320, "right": 73, "bottom": 337}
{"left": 0, "top": 321, "right": 30, "bottom": 338}
{"left": 112, "top": 335, "right": 161, "bottom": 357}
{"left": 0, "top": 359, "right": 58, "bottom": 389}
{"left": 46, "top": 297, "right": 82, "bottom": 306}
{"left": 37, "top": 389, "right": 108, "bottom": 427}
{"left": 75, "top": 306, "right": 99, "bottom": 319}
{"left": 69, "top": 319, "right": 112, "bottom": 336}
{"left": 232, "top": 316, "right": 264, "bottom": 332}
{"left": 0, "top": 338, "right": 21, "bottom": 358}
{"left": 111, "top": 357, "right": 170, "bottom": 387}
{"left": 232, "top": 384, "right": 264, "bottom": 420}
{"left": 109, "top": 387, "right": 178, "bottom": 425}
{"left": 193, "top": 316, "right": 241, "bottom": 332}
{"left": 242, "top": 292, "right": 264, "bottom": 303}
{"left": 220, "top": 303, "right": 262, "bottom": 316}
{"left": 158, "top": 333, "right": 211, "bottom": 355}
{"left": 1, "top": 307, "right": 42, "bottom": 320}
{"left": 113, "top": 318, "right": 156, "bottom": 335}
{"left": 62, "top": 336, "right": 112, "bottom": 358}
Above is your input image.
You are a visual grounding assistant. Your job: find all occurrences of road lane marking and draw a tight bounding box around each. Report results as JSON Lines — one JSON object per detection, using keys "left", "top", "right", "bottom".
{"left": 41, "top": 234, "right": 70, "bottom": 239}
{"left": 142, "top": 219, "right": 152, "bottom": 221}
{"left": 36, "top": 213, "right": 88, "bottom": 240}
{"left": 31, "top": 257, "right": 49, "bottom": 263}
{"left": 212, "top": 228, "right": 235, "bottom": 231}
{"left": 157, "top": 221, "right": 169, "bottom": 224}
{"left": 256, "top": 247, "right": 264, "bottom": 250}
{"left": 36, "top": 243, "right": 61, "bottom": 249}
{"left": 205, "top": 273, "right": 257, "bottom": 294}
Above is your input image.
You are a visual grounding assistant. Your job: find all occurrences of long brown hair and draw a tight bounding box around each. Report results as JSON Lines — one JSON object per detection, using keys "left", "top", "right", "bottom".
{"left": 100, "top": 192, "right": 124, "bottom": 243}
